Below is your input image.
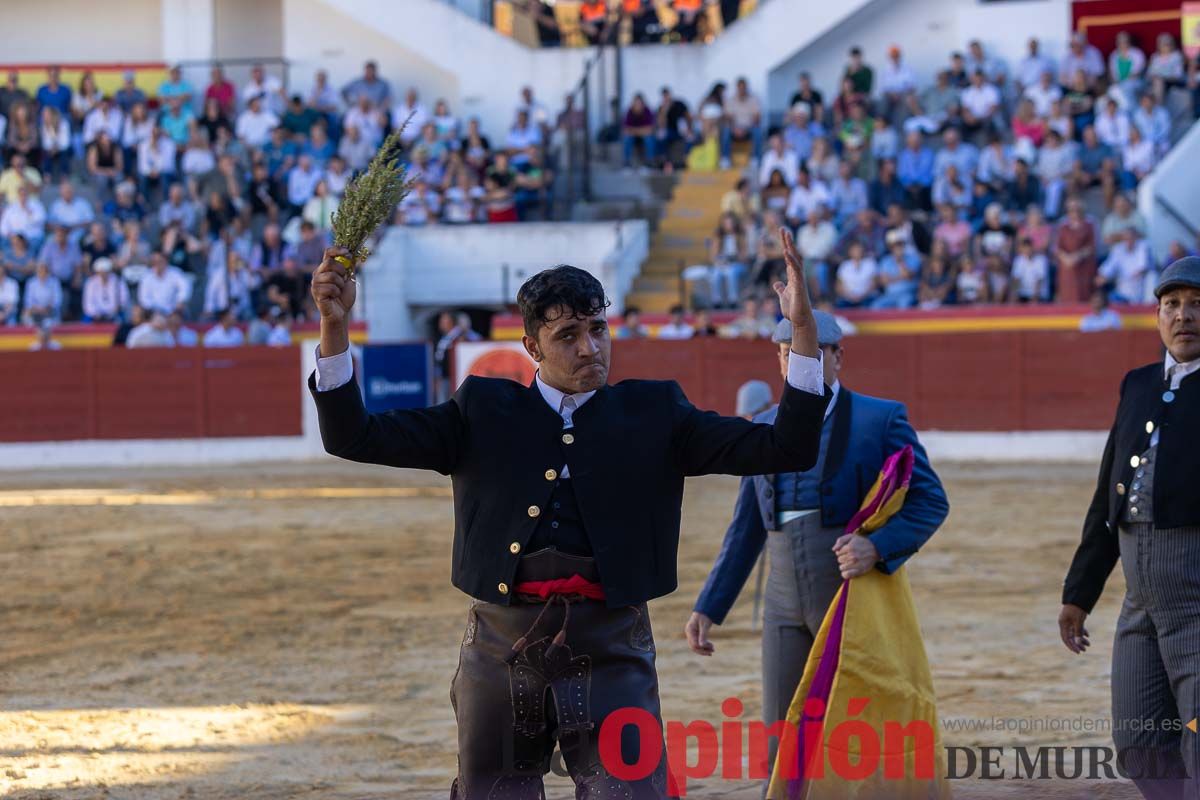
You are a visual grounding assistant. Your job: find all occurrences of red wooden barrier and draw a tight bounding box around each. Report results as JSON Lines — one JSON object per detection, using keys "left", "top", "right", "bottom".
{"left": 0, "top": 347, "right": 301, "bottom": 443}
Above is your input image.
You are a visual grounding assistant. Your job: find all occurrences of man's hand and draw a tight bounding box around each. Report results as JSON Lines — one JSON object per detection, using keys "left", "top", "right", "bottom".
{"left": 312, "top": 246, "right": 355, "bottom": 358}
{"left": 773, "top": 227, "right": 818, "bottom": 358}
{"left": 1058, "top": 604, "right": 1091, "bottom": 654}
{"left": 684, "top": 611, "right": 715, "bottom": 656}
{"left": 833, "top": 533, "right": 879, "bottom": 579}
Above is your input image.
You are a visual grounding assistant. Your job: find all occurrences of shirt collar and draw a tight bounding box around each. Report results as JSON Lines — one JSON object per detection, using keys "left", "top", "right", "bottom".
{"left": 825, "top": 380, "right": 840, "bottom": 420}
{"left": 534, "top": 370, "right": 597, "bottom": 417}
{"left": 1165, "top": 352, "right": 1200, "bottom": 385}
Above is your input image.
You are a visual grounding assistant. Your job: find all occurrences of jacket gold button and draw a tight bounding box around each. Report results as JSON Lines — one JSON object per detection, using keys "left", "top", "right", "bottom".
{"left": 498, "top": 582, "right": 509, "bottom": 595}
{"left": 527, "top": 505, "right": 541, "bottom": 517}
{"left": 562, "top": 433, "right": 575, "bottom": 444}
{"left": 545, "top": 469, "right": 557, "bottom": 481}
{"left": 1116, "top": 483, "right": 1126, "bottom": 495}
{"left": 1130, "top": 455, "right": 1140, "bottom": 468}
{"left": 509, "top": 541, "right": 521, "bottom": 554}
{"left": 1146, "top": 421, "right": 1155, "bottom": 434}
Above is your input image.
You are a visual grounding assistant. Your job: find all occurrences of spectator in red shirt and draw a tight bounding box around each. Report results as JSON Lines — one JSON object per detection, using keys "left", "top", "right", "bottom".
{"left": 622, "top": 93, "right": 657, "bottom": 170}
{"left": 205, "top": 66, "right": 236, "bottom": 116}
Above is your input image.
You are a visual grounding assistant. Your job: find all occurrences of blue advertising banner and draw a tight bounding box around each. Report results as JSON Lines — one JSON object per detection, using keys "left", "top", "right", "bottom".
{"left": 361, "top": 343, "right": 432, "bottom": 413}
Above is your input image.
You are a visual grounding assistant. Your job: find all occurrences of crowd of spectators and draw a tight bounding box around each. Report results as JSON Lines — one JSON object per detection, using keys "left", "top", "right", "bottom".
{"left": 513, "top": 0, "right": 747, "bottom": 47}
{"left": 620, "top": 32, "right": 1195, "bottom": 311}
{"left": 0, "top": 61, "right": 558, "bottom": 343}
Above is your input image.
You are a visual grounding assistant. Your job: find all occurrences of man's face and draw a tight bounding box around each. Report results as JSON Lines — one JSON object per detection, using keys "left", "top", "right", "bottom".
{"left": 523, "top": 306, "right": 611, "bottom": 394}
{"left": 1158, "top": 287, "right": 1200, "bottom": 362}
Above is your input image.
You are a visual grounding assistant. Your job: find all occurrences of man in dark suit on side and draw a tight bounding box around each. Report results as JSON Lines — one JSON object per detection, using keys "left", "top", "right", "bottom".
{"left": 684, "top": 311, "right": 948, "bottom": 786}
{"left": 307, "top": 230, "right": 831, "bottom": 799}
{"left": 1060, "top": 257, "right": 1200, "bottom": 800}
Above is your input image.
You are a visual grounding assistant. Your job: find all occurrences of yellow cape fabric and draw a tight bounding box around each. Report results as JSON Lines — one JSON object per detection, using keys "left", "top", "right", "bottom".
{"left": 766, "top": 487, "right": 950, "bottom": 799}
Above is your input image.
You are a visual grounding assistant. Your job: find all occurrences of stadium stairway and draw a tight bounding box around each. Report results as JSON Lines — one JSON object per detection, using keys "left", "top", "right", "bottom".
{"left": 622, "top": 163, "right": 743, "bottom": 313}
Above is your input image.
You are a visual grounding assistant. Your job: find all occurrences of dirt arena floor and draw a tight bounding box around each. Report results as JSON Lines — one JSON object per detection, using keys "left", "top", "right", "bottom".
{"left": 0, "top": 459, "right": 1143, "bottom": 799}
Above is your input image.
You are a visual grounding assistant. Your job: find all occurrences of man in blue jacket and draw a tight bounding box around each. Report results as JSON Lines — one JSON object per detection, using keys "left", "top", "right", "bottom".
{"left": 684, "top": 311, "right": 949, "bottom": 783}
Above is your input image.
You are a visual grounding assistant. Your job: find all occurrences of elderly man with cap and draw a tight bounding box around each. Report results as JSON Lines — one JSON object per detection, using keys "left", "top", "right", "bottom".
{"left": 685, "top": 310, "right": 949, "bottom": 786}
{"left": 1060, "top": 256, "right": 1200, "bottom": 800}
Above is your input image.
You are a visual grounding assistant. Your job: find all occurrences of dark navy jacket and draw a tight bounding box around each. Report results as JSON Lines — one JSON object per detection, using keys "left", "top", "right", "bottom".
{"left": 694, "top": 387, "right": 949, "bottom": 624}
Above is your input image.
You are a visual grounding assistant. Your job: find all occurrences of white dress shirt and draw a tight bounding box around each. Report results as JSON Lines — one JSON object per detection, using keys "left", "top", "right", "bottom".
{"left": 137, "top": 267, "right": 190, "bottom": 315}
{"left": 314, "top": 345, "right": 827, "bottom": 476}
{"left": 203, "top": 324, "right": 246, "bottom": 347}
{"left": 1150, "top": 354, "right": 1199, "bottom": 447}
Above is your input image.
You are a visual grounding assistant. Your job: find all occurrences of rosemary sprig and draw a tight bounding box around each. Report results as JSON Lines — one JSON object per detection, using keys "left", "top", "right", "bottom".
{"left": 330, "top": 124, "right": 414, "bottom": 276}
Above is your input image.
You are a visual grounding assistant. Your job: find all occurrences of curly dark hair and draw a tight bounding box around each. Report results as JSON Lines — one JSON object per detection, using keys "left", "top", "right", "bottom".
{"left": 516, "top": 265, "right": 610, "bottom": 339}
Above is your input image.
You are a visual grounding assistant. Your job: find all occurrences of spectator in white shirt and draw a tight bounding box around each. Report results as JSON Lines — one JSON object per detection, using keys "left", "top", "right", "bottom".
{"left": 137, "top": 252, "right": 190, "bottom": 316}
{"left": 879, "top": 45, "right": 916, "bottom": 120}
{"left": 1132, "top": 92, "right": 1171, "bottom": 156}
{"left": 127, "top": 311, "right": 176, "bottom": 348}
{"left": 83, "top": 95, "right": 123, "bottom": 144}
{"left": 21, "top": 262, "right": 63, "bottom": 324}
{"left": 308, "top": 69, "right": 341, "bottom": 117}
{"left": 758, "top": 134, "right": 800, "bottom": 187}
{"left": 266, "top": 314, "right": 292, "bottom": 347}
{"left": 1060, "top": 32, "right": 1105, "bottom": 88}
{"left": 392, "top": 87, "right": 429, "bottom": 145}
{"left": 287, "top": 153, "right": 323, "bottom": 210}
{"left": 0, "top": 265, "right": 19, "bottom": 324}
{"left": 137, "top": 126, "right": 177, "bottom": 200}
{"left": 337, "top": 124, "right": 375, "bottom": 171}
{"left": 1094, "top": 97, "right": 1130, "bottom": 148}
{"left": 1120, "top": 125, "right": 1156, "bottom": 188}
{"left": 836, "top": 241, "right": 879, "bottom": 307}
{"left": 39, "top": 106, "right": 71, "bottom": 179}
{"left": 516, "top": 85, "right": 550, "bottom": 131}
{"left": 48, "top": 180, "right": 95, "bottom": 243}
{"left": 797, "top": 207, "right": 837, "bottom": 294}
{"left": 180, "top": 129, "right": 217, "bottom": 179}
{"left": 656, "top": 305, "right": 695, "bottom": 339}
{"left": 1016, "top": 37, "right": 1055, "bottom": 90}
{"left": 121, "top": 102, "right": 154, "bottom": 156}
{"left": 1, "top": 184, "right": 48, "bottom": 249}
{"left": 204, "top": 252, "right": 255, "bottom": 319}
{"left": 960, "top": 70, "right": 1001, "bottom": 139}
{"left": 241, "top": 63, "right": 285, "bottom": 115}
{"left": 1079, "top": 290, "right": 1123, "bottom": 332}
{"left": 168, "top": 310, "right": 199, "bottom": 346}
{"left": 1098, "top": 227, "right": 1152, "bottom": 303}
{"left": 203, "top": 307, "right": 246, "bottom": 347}
{"left": 81, "top": 257, "right": 129, "bottom": 322}
{"left": 1023, "top": 70, "right": 1062, "bottom": 118}
{"left": 784, "top": 170, "right": 831, "bottom": 228}
{"left": 344, "top": 96, "right": 385, "bottom": 148}
{"left": 158, "top": 182, "right": 198, "bottom": 232}
{"left": 235, "top": 94, "right": 280, "bottom": 148}
{"left": 341, "top": 61, "right": 391, "bottom": 109}
{"left": 505, "top": 109, "right": 542, "bottom": 165}
{"left": 1011, "top": 237, "right": 1049, "bottom": 302}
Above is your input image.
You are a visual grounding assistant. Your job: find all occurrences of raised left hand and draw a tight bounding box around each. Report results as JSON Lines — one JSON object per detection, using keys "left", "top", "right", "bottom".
{"left": 833, "top": 533, "right": 879, "bottom": 579}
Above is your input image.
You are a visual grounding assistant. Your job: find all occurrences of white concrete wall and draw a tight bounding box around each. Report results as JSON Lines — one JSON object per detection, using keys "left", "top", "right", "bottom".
{"left": 1138, "top": 121, "right": 1200, "bottom": 259}
{"left": 362, "top": 221, "right": 650, "bottom": 342}
{"left": 0, "top": 0, "right": 163, "bottom": 62}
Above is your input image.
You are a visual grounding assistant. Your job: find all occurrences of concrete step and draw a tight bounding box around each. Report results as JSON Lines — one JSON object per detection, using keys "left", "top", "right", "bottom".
{"left": 623, "top": 291, "right": 684, "bottom": 313}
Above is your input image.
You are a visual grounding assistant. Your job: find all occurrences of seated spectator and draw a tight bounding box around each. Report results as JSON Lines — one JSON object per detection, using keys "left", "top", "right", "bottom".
{"left": 807, "top": 136, "right": 840, "bottom": 184}
{"left": 286, "top": 153, "right": 323, "bottom": 213}
{"left": 21, "top": 261, "right": 62, "bottom": 324}
{"left": 1004, "top": 158, "right": 1042, "bottom": 214}
{"left": 265, "top": 257, "right": 306, "bottom": 318}
{"left": 1023, "top": 70, "right": 1062, "bottom": 117}
{"left": 720, "top": 177, "right": 759, "bottom": 229}
{"left": 305, "top": 123, "right": 335, "bottom": 166}
{"left": 1011, "top": 237, "right": 1049, "bottom": 302}
{"left": 113, "top": 70, "right": 146, "bottom": 114}
{"left": 976, "top": 134, "right": 1014, "bottom": 193}
{"left": 1062, "top": 69, "right": 1095, "bottom": 134}
{"left": 1070, "top": 124, "right": 1116, "bottom": 204}
{"left": 83, "top": 94, "right": 123, "bottom": 148}
{"left": 918, "top": 241, "right": 957, "bottom": 309}
{"left": 292, "top": 219, "right": 327, "bottom": 268}
{"left": 281, "top": 94, "right": 319, "bottom": 139}
{"left": 1010, "top": 98, "right": 1046, "bottom": 149}
{"left": 342, "top": 61, "right": 391, "bottom": 109}
{"left": 204, "top": 251, "right": 254, "bottom": 319}
{"left": 0, "top": 183, "right": 48, "bottom": 250}
{"left": 1079, "top": 290, "right": 1123, "bottom": 332}
{"left": 103, "top": 182, "right": 145, "bottom": 237}
{"left": 837, "top": 102, "right": 872, "bottom": 153}
{"left": 708, "top": 212, "right": 749, "bottom": 308}
{"left": 80, "top": 221, "right": 115, "bottom": 271}
{"left": 1109, "top": 30, "right": 1146, "bottom": 104}
{"left": 514, "top": 147, "right": 552, "bottom": 220}
{"left": 879, "top": 45, "right": 916, "bottom": 119}
{"left": 872, "top": 233, "right": 921, "bottom": 309}
{"left": 760, "top": 169, "right": 791, "bottom": 215}
{"left": 127, "top": 310, "right": 175, "bottom": 348}
{"left": 38, "top": 223, "right": 83, "bottom": 298}
{"left": 1097, "top": 227, "right": 1152, "bottom": 304}
{"left": 933, "top": 201, "right": 972, "bottom": 257}
{"left": 1119, "top": 125, "right": 1157, "bottom": 189}
{"left": 836, "top": 206, "right": 885, "bottom": 262}
{"left": 955, "top": 253, "right": 989, "bottom": 304}
{"left": 137, "top": 125, "right": 177, "bottom": 201}
{"left": 167, "top": 310, "right": 199, "bottom": 346}
{"left": 721, "top": 298, "right": 774, "bottom": 339}
{"left": 39, "top": 106, "right": 72, "bottom": 180}
{"left": 5, "top": 102, "right": 40, "bottom": 165}
{"left": 3, "top": 233, "right": 35, "bottom": 281}
{"left": 250, "top": 223, "right": 288, "bottom": 275}
{"left": 303, "top": 179, "right": 340, "bottom": 233}
{"left": 960, "top": 70, "right": 1002, "bottom": 140}
{"left": 1100, "top": 193, "right": 1147, "bottom": 248}
{"left": 1055, "top": 197, "right": 1098, "bottom": 302}
{"left": 484, "top": 152, "right": 518, "bottom": 223}
{"left": 505, "top": 109, "right": 542, "bottom": 165}
{"left": 784, "top": 169, "right": 831, "bottom": 228}
{"left": 616, "top": 306, "right": 647, "bottom": 338}
{"left": 196, "top": 97, "right": 233, "bottom": 147}
{"left": 796, "top": 207, "right": 837, "bottom": 297}
{"left": 241, "top": 63, "right": 286, "bottom": 115}
{"left": 782, "top": 104, "right": 823, "bottom": 163}
{"left": 690, "top": 308, "right": 718, "bottom": 337}
{"left": 974, "top": 202, "right": 1016, "bottom": 264}
{"left": 120, "top": 101, "right": 153, "bottom": 169}
{"left": 931, "top": 163, "right": 971, "bottom": 217}
{"left": 835, "top": 241, "right": 878, "bottom": 307}
{"left": 1017, "top": 204, "right": 1052, "bottom": 253}
{"left": 871, "top": 115, "right": 899, "bottom": 161}
{"left": 442, "top": 171, "right": 485, "bottom": 224}
{"left": 1147, "top": 33, "right": 1186, "bottom": 93}
{"left": 138, "top": 252, "right": 190, "bottom": 316}
{"left": 81, "top": 257, "right": 129, "bottom": 322}
{"left": 789, "top": 72, "right": 824, "bottom": 113}
{"left": 723, "top": 77, "right": 763, "bottom": 162}
{"left": 160, "top": 221, "right": 203, "bottom": 273}
{"left": 236, "top": 94, "right": 280, "bottom": 149}
{"left": 202, "top": 65, "right": 235, "bottom": 116}
{"left": 759, "top": 134, "right": 799, "bottom": 187}
{"left": 829, "top": 160, "right": 868, "bottom": 225}
{"left": 0, "top": 264, "right": 18, "bottom": 324}
{"left": 159, "top": 96, "right": 195, "bottom": 148}
{"left": 655, "top": 87, "right": 693, "bottom": 167}
{"left": 1094, "top": 97, "right": 1130, "bottom": 149}
{"left": 869, "top": 158, "right": 906, "bottom": 216}
{"left": 397, "top": 179, "right": 441, "bottom": 226}
{"left": 657, "top": 305, "right": 694, "bottom": 339}
{"left": 1132, "top": 92, "right": 1170, "bottom": 157}
{"left": 459, "top": 117, "right": 493, "bottom": 174}
{"left": 1, "top": 151, "right": 43, "bottom": 206}
{"left": 86, "top": 131, "right": 124, "bottom": 201}
{"left": 70, "top": 71, "right": 101, "bottom": 133}
{"left": 49, "top": 180, "right": 95, "bottom": 243}
{"left": 897, "top": 130, "right": 934, "bottom": 210}
{"left": 1058, "top": 32, "right": 1104, "bottom": 87}
{"left": 1036, "top": 129, "right": 1074, "bottom": 218}
{"left": 203, "top": 307, "right": 246, "bottom": 347}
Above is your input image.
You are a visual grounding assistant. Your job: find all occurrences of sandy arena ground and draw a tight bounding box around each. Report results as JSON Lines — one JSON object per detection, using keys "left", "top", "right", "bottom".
{"left": 0, "top": 459, "right": 1142, "bottom": 799}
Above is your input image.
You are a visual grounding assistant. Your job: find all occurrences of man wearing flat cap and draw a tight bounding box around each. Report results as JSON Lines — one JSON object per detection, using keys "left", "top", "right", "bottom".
{"left": 685, "top": 310, "right": 949, "bottom": 785}
{"left": 1061, "top": 256, "right": 1200, "bottom": 800}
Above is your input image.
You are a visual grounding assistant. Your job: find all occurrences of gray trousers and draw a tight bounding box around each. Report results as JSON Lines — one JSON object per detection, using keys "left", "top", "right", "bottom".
{"left": 760, "top": 514, "right": 846, "bottom": 784}
{"left": 1114, "top": 523, "right": 1200, "bottom": 800}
